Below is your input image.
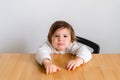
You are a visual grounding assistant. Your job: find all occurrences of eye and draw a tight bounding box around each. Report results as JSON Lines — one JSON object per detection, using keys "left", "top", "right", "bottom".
{"left": 64, "top": 35, "right": 68, "bottom": 37}
{"left": 53, "top": 35, "right": 59, "bottom": 37}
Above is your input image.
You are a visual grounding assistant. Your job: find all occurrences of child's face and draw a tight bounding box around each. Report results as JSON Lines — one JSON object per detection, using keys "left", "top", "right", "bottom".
{"left": 51, "top": 28, "right": 71, "bottom": 51}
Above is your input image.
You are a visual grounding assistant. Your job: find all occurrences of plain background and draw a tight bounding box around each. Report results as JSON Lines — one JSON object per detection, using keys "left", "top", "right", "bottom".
{"left": 0, "top": 0, "right": 120, "bottom": 53}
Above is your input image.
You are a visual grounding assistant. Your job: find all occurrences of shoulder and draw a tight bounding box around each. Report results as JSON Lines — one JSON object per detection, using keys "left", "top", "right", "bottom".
{"left": 70, "top": 41, "right": 84, "bottom": 48}
{"left": 67, "top": 41, "right": 81, "bottom": 51}
{"left": 68, "top": 41, "right": 89, "bottom": 51}
{"left": 38, "top": 40, "right": 53, "bottom": 50}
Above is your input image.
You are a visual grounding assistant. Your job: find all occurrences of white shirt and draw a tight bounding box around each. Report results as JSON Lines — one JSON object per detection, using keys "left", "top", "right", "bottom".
{"left": 35, "top": 41, "right": 92, "bottom": 65}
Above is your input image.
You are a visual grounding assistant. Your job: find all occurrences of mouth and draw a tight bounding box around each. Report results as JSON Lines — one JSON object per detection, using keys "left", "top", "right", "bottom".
{"left": 57, "top": 43, "right": 64, "bottom": 46}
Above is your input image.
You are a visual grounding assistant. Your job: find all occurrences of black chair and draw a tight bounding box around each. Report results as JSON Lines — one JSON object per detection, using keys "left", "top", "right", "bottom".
{"left": 76, "top": 36, "right": 100, "bottom": 54}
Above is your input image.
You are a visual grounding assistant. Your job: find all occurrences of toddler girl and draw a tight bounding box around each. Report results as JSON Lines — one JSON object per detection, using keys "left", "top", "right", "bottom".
{"left": 35, "top": 20, "right": 92, "bottom": 74}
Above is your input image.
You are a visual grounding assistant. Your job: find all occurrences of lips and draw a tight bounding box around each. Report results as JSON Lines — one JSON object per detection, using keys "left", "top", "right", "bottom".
{"left": 57, "top": 43, "right": 64, "bottom": 46}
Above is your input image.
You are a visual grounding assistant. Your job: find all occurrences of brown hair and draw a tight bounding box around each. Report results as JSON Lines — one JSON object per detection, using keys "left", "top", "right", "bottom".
{"left": 48, "top": 20, "right": 76, "bottom": 43}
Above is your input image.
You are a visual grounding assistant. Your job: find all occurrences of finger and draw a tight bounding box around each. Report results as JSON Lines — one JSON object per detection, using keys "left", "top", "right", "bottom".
{"left": 57, "top": 67, "right": 61, "bottom": 71}
{"left": 69, "top": 64, "right": 75, "bottom": 71}
{"left": 52, "top": 67, "right": 60, "bottom": 73}
{"left": 72, "top": 65, "right": 77, "bottom": 70}
{"left": 46, "top": 67, "right": 49, "bottom": 74}
{"left": 66, "top": 61, "right": 73, "bottom": 69}
{"left": 53, "top": 67, "right": 58, "bottom": 73}
{"left": 49, "top": 67, "right": 53, "bottom": 74}
{"left": 47, "top": 67, "right": 53, "bottom": 74}
{"left": 67, "top": 63, "right": 75, "bottom": 71}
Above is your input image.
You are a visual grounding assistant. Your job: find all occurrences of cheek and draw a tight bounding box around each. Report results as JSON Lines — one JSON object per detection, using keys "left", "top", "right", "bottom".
{"left": 51, "top": 38, "right": 57, "bottom": 45}
{"left": 66, "top": 38, "right": 72, "bottom": 43}
{"left": 66, "top": 40, "right": 71, "bottom": 45}
{"left": 51, "top": 38, "right": 56, "bottom": 43}
{"left": 68, "top": 39, "right": 72, "bottom": 45}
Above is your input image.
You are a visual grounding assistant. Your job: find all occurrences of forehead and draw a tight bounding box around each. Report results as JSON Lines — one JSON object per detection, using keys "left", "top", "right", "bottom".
{"left": 54, "top": 28, "right": 70, "bottom": 34}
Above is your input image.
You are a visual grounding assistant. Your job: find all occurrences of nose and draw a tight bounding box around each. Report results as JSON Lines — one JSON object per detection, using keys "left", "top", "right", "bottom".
{"left": 58, "top": 36, "right": 64, "bottom": 41}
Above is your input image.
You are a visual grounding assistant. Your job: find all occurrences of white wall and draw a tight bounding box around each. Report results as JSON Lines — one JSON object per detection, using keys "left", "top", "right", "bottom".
{"left": 0, "top": 0, "right": 120, "bottom": 53}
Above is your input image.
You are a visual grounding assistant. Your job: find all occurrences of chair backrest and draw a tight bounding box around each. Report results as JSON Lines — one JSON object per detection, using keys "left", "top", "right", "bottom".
{"left": 76, "top": 36, "right": 100, "bottom": 54}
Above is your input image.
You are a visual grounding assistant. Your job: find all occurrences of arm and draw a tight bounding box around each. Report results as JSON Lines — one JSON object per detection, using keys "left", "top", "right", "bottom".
{"left": 66, "top": 57, "right": 84, "bottom": 70}
{"left": 66, "top": 42, "right": 92, "bottom": 70}
{"left": 35, "top": 41, "right": 52, "bottom": 65}
{"left": 76, "top": 45, "right": 92, "bottom": 63}
{"left": 42, "top": 58, "right": 60, "bottom": 74}
{"left": 35, "top": 41, "right": 60, "bottom": 74}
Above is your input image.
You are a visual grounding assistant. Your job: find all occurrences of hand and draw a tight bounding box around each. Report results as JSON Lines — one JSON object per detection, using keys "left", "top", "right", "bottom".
{"left": 66, "top": 57, "right": 83, "bottom": 71}
{"left": 42, "top": 59, "right": 60, "bottom": 74}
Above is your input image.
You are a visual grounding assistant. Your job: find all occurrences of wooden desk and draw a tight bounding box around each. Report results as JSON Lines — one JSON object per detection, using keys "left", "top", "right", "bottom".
{"left": 0, "top": 53, "right": 120, "bottom": 80}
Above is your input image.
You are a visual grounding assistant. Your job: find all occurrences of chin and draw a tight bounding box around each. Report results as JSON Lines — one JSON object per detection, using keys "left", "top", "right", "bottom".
{"left": 57, "top": 48, "right": 66, "bottom": 51}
